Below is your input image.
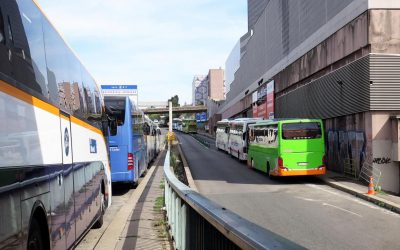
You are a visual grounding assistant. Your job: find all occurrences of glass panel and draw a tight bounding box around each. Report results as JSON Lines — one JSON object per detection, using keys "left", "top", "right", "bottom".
{"left": 282, "top": 122, "right": 322, "bottom": 140}
{"left": 16, "top": 0, "right": 48, "bottom": 97}
{"left": 43, "top": 19, "right": 69, "bottom": 106}
{"left": 104, "top": 96, "right": 125, "bottom": 126}
{"left": 0, "top": 4, "right": 12, "bottom": 78}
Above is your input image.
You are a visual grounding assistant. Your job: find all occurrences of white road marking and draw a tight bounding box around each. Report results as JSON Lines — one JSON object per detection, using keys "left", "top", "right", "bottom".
{"left": 306, "top": 184, "right": 400, "bottom": 217}
{"left": 322, "top": 202, "right": 363, "bottom": 217}
{"left": 295, "top": 196, "right": 321, "bottom": 202}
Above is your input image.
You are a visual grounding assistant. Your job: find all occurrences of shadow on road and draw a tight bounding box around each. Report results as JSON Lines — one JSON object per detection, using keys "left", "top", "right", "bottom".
{"left": 111, "top": 183, "right": 133, "bottom": 196}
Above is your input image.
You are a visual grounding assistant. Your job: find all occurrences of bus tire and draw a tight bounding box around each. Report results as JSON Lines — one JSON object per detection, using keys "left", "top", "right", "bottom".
{"left": 93, "top": 188, "right": 105, "bottom": 229}
{"left": 28, "top": 217, "right": 46, "bottom": 250}
{"left": 267, "top": 162, "right": 275, "bottom": 179}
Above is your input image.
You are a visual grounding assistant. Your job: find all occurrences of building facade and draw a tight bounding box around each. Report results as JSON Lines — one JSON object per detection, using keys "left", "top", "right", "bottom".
{"left": 192, "top": 75, "right": 207, "bottom": 106}
{"left": 208, "top": 69, "right": 224, "bottom": 101}
{"left": 225, "top": 40, "right": 241, "bottom": 97}
{"left": 218, "top": 0, "right": 400, "bottom": 194}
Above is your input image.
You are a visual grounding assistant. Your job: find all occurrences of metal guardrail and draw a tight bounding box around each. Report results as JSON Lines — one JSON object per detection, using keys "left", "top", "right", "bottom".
{"left": 163, "top": 147, "right": 304, "bottom": 250}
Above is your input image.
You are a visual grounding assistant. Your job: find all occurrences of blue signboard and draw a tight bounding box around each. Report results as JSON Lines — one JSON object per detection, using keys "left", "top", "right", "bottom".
{"left": 196, "top": 112, "right": 207, "bottom": 122}
{"left": 101, "top": 85, "right": 137, "bottom": 90}
{"left": 101, "top": 85, "right": 138, "bottom": 96}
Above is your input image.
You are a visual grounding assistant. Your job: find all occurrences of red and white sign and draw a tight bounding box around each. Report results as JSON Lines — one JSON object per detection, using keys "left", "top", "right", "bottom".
{"left": 266, "top": 81, "right": 274, "bottom": 119}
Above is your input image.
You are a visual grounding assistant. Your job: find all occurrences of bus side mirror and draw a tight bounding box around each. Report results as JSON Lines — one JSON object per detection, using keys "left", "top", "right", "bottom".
{"left": 213, "top": 126, "right": 217, "bottom": 132}
{"left": 242, "top": 132, "right": 246, "bottom": 140}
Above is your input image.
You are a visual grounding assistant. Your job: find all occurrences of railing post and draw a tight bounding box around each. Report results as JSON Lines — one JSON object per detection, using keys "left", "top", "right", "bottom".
{"left": 171, "top": 192, "right": 176, "bottom": 237}
{"left": 181, "top": 203, "right": 188, "bottom": 250}
{"left": 176, "top": 198, "right": 182, "bottom": 249}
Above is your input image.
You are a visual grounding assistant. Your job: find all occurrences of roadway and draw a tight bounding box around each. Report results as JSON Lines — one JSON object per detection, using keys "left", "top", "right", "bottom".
{"left": 176, "top": 132, "right": 400, "bottom": 250}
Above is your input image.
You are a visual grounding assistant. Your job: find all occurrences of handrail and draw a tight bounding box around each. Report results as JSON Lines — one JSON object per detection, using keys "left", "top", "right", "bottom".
{"left": 163, "top": 147, "right": 304, "bottom": 250}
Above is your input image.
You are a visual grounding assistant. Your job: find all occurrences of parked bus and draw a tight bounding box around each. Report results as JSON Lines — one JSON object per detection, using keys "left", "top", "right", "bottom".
{"left": 105, "top": 96, "right": 147, "bottom": 186}
{"left": 172, "top": 118, "right": 183, "bottom": 131}
{"left": 144, "top": 116, "right": 161, "bottom": 165}
{"left": 228, "top": 118, "right": 262, "bottom": 160}
{"left": 182, "top": 119, "right": 197, "bottom": 133}
{"left": 247, "top": 119, "right": 326, "bottom": 177}
{"left": 0, "top": 1, "right": 112, "bottom": 249}
{"left": 215, "top": 119, "right": 231, "bottom": 152}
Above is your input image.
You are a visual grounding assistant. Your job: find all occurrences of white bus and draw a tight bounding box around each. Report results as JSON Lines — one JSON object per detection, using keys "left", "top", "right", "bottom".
{"left": 0, "top": 1, "right": 112, "bottom": 249}
{"left": 228, "top": 118, "right": 262, "bottom": 160}
{"left": 215, "top": 119, "right": 231, "bottom": 152}
{"left": 172, "top": 118, "right": 183, "bottom": 131}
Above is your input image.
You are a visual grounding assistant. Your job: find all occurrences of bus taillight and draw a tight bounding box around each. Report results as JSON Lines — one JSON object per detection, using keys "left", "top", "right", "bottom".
{"left": 128, "top": 153, "right": 134, "bottom": 170}
{"left": 278, "top": 157, "right": 284, "bottom": 168}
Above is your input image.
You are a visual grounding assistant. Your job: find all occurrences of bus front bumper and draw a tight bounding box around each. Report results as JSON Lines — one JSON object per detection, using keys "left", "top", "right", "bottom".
{"left": 275, "top": 166, "right": 326, "bottom": 176}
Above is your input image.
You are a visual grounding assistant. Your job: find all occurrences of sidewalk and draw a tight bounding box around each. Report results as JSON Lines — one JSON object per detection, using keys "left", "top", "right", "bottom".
{"left": 94, "top": 152, "right": 170, "bottom": 250}
{"left": 114, "top": 152, "right": 172, "bottom": 250}
{"left": 317, "top": 170, "right": 400, "bottom": 214}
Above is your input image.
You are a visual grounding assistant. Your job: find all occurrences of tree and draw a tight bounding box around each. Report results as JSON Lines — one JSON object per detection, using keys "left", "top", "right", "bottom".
{"left": 168, "top": 95, "right": 180, "bottom": 107}
{"left": 149, "top": 114, "right": 161, "bottom": 121}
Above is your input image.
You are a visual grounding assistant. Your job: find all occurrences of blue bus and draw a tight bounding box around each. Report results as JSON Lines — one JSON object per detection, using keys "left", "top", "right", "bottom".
{"left": 105, "top": 96, "right": 147, "bottom": 186}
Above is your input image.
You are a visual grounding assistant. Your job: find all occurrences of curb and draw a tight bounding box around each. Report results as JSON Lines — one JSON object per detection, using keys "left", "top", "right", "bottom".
{"left": 197, "top": 132, "right": 215, "bottom": 140}
{"left": 176, "top": 139, "right": 199, "bottom": 192}
{"left": 319, "top": 176, "right": 400, "bottom": 215}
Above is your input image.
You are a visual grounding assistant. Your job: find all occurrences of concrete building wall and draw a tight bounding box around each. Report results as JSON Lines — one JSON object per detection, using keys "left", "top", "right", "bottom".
{"left": 225, "top": 40, "right": 240, "bottom": 96}
{"left": 208, "top": 69, "right": 224, "bottom": 101}
{"left": 224, "top": 0, "right": 365, "bottom": 111}
{"left": 247, "top": 0, "right": 269, "bottom": 31}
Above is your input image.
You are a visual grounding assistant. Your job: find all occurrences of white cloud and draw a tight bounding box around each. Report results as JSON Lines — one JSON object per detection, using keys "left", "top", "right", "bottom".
{"left": 35, "top": 0, "right": 247, "bottom": 104}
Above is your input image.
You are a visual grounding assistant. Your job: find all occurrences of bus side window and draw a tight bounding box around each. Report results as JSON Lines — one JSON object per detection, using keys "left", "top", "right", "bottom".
{"left": 0, "top": 8, "right": 4, "bottom": 44}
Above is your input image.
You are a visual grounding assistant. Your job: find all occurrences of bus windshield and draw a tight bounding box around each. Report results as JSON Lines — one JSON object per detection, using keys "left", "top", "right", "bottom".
{"left": 282, "top": 122, "right": 321, "bottom": 140}
{"left": 105, "top": 97, "right": 126, "bottom": 126}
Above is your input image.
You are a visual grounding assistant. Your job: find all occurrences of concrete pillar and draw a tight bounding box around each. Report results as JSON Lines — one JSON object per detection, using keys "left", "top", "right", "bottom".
{"left": 169, "top": 101, "right": 172, "bottom": 133}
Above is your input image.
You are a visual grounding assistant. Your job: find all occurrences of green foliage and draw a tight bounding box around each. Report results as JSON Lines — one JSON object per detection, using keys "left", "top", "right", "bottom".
{"left": 149, "top": 114, "right": 161, "bottom": 121}
{"left": 168, "top": 95, "right": 180, "bottom": 107}
{"left": 154, "top": 196, "right": 164, "bottom": 212}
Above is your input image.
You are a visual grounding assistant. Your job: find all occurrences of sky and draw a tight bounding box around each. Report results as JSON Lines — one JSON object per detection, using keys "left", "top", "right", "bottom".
{"left": 35, "top": 0, "right": 247, "bottom": 105}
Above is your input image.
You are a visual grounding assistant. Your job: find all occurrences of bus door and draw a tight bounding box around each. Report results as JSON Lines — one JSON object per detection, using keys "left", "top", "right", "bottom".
{"left": 59, "top": 113, "right": 76, "bottom": 249}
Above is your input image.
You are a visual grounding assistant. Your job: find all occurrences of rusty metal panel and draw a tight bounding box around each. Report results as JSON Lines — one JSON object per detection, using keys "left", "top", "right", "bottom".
{"left": 370, "top": 54, "right": 400, "bottom": 110}
{"left": 276, "top": 56, "right": 370, "bottom": 119}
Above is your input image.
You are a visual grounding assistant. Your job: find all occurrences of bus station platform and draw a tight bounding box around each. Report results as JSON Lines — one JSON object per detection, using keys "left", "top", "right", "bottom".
{"left": 317, "top": 170, "right": 400, "bottom": 215}
{"left": 95, "top": 151, "right": 172, "bottom": 250}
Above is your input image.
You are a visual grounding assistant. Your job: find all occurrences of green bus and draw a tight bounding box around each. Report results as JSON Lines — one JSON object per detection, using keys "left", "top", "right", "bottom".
{"left": 247, "top": 119, "right": 326, "bottom": 177}
{"left": 182, "top": 119, "right": 197, "bottom": 133}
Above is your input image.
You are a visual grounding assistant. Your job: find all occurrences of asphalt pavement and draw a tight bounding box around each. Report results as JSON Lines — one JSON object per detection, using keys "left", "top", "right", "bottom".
{"left": 176, "top": 132, "right": 400, "bottom": 250}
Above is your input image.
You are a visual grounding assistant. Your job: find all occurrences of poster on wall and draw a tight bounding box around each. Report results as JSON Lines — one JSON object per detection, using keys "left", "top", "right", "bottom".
{"left": 266, "top": 80, "right": 274, "bottom": 119}
{"left": 252, "top": 104, "right": 258, "bottom": 118}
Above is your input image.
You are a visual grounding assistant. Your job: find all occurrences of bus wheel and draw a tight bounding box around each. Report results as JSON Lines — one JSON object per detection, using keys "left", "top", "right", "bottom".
{"left": 28, "top": 218, "right": 45, "bottom": 250}
{"left": 267, "top": 163, "right": 274, "bottom": 179}
{"left": 93, "top": 189, "right": 105, "bottom": 229}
